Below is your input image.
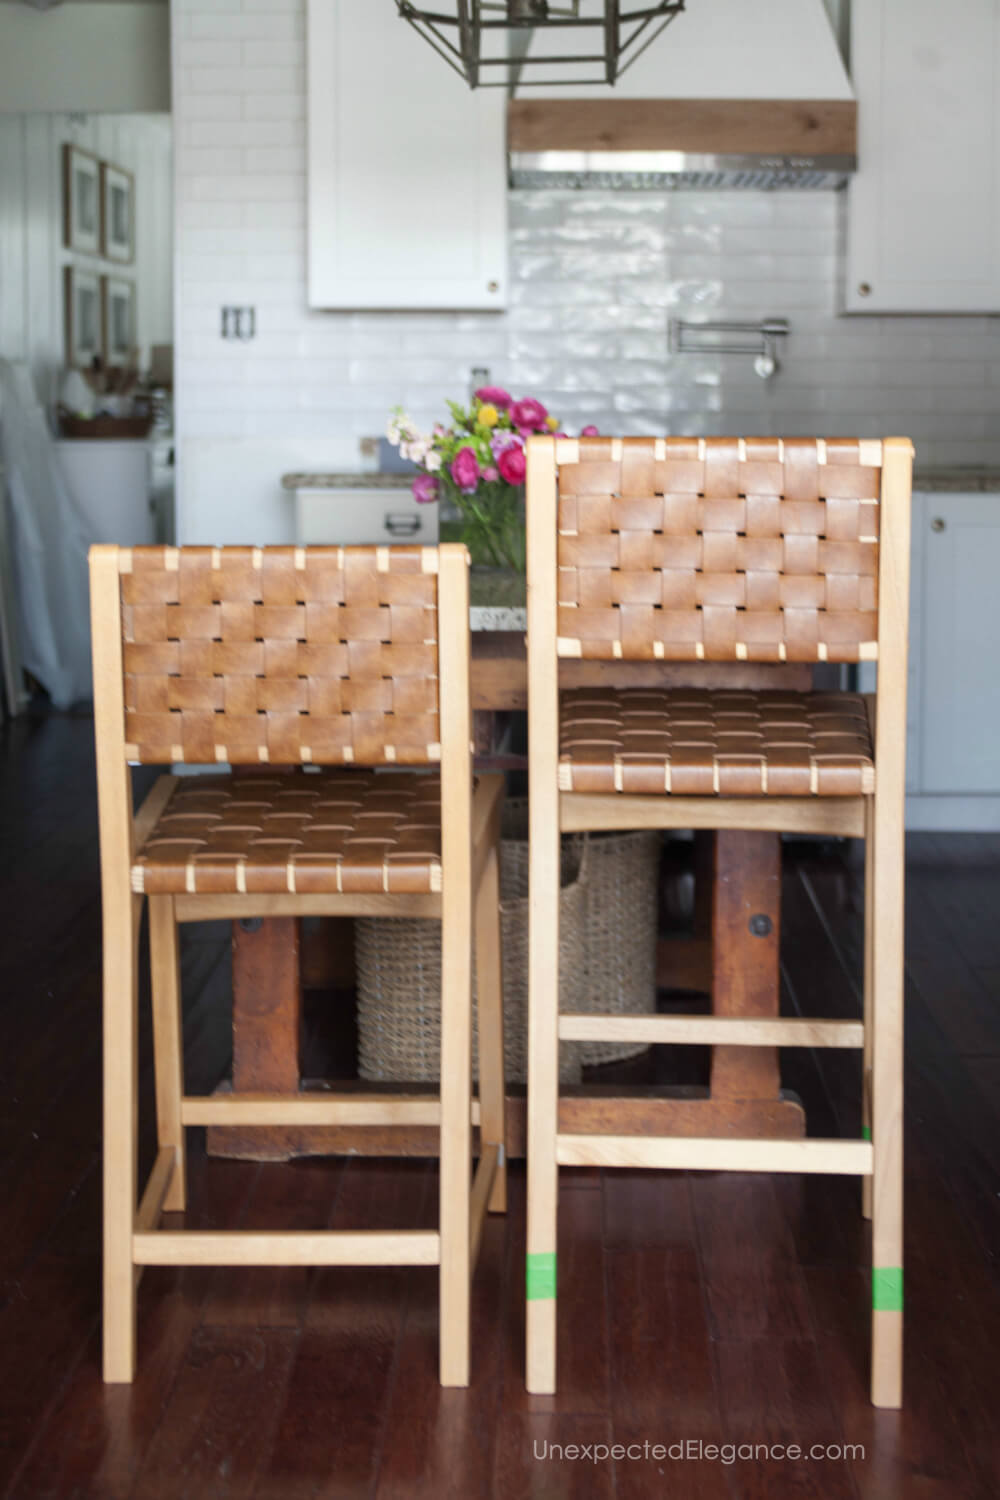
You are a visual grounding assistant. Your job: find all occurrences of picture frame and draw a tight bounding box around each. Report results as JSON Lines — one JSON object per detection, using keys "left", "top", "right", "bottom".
{"left": 101, "top": 274, "right": 137, "bottom": 367}
{"left": 100, "top": 161, "right": 135, "bottom": 264}
{"left": 64, "top": 266, "right": 102, "bottom": 370}
{"left": 62, "top": 144, "right": 101, "bottom": 256}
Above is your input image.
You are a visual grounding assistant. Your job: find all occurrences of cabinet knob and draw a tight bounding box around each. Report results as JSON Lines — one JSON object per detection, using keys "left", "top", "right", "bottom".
{"left": 487, "top": 280, "right": 499, "bottom": 293}
{"left": 857, "top": 281, "right": 872, "bottom": 297}
{"left": 931, "top": 516, "right": 946, "bottom": 533}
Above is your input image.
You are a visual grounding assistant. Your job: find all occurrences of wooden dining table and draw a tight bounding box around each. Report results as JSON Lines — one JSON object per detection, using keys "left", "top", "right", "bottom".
{"left": 208, "top": 591, "right": 808, "bottom": 1162}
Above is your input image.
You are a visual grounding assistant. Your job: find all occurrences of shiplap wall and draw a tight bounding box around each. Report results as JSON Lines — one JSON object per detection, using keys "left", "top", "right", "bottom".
{"left": 0, "top": 113, "right": 173, "bottom": 410}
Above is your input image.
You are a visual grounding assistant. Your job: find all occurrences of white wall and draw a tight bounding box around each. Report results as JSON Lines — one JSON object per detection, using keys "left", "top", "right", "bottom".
{"left": 0, "top": 3, "right": 170, "bottom": 116}
{"left": 0, "top": 112, "right": 173, "bottom": 410}
{"left": 173, "top": 0, "right": 1000, "bottom": 546}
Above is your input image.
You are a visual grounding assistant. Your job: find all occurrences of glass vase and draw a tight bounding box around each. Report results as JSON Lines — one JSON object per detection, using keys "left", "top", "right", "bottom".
{"left": 439, "top": 477, "right": 525, "bottom": 573}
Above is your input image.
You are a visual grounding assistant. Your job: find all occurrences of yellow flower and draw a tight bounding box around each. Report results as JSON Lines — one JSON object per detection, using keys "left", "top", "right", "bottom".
{"left": 545, "top": 414, "right": 559, "bottom": 431}
{"left": 478, "top": 403, "right": 499, "bottom": 427}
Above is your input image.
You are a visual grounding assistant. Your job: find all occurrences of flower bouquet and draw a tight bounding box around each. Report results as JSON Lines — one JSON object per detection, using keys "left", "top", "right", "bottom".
{"left": 387, "top": 387, "right": 597, "bottom": 572}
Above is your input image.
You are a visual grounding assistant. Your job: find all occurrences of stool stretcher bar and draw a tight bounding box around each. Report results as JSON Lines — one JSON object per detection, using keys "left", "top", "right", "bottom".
{"left": 555, "top": 1135, "right": 874, "bottom": 1175}
{"left": 557, "top": 1015, "right": 864, "bottom": 1048}
{"left": 132, "top": 1230, "right": 442, "bottom": 1266}
{"left": 180, "top": 1093, "right": 484, "bottom": 1128}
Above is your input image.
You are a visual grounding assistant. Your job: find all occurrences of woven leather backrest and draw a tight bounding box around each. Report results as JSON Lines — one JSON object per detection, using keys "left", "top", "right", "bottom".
{"left": 120, "top": 545, "right": 440, "bottom": 765}
{"left": 556, "top": 436, "right": 881, "bottom": 663}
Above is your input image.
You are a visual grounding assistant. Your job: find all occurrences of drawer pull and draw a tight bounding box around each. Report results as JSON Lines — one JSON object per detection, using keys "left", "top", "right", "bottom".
{"left": 384, "top": 513, "right": 420, "bottom": 537}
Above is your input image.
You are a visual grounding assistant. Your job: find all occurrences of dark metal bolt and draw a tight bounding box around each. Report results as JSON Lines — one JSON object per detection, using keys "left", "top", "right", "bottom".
{"left": 238, "top": 917, "right": 263, "bottom": 934}
{"left": 749, "top": 913, "right": 773, "bottom": 938}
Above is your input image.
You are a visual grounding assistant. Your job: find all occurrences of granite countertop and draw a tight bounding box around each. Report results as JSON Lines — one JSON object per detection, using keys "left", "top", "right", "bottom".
{"left": 285, "top": 468, "right": 1000, "bottom": 495}
{"left": 281, "top": 471, "right": 413, "bottom": 490}
{"left": 469, "top": 567, "right": 526, "bottom": 632}
{"left": 913, "top": 469, "right": 1000, "bottom": 491}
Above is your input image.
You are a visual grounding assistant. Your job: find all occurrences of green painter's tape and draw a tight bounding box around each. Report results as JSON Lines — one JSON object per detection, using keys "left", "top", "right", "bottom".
{"left": 862, "top": 1125, "right": 872, "bottom": 1141}
{"left": 873, "top": 1267, "right": 903, "bottom": 1312}
{"left": 526, "top": 1252, "right": 557, "bottom": 1301}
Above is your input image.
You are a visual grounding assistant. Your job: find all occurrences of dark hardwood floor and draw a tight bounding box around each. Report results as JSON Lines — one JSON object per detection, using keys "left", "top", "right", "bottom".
{"left": 1, "top": 708, "right": 998, "bottom": 1499}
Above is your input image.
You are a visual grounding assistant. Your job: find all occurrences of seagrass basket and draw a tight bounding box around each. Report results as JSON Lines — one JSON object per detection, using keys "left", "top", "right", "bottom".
{"left": 356, "top": 799, "right": 659, "bottom": 1084}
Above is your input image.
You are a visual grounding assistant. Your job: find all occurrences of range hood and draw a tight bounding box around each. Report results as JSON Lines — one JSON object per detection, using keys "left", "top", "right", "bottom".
{"left": 507, "top": 0, "right": 856, "bottom": 190}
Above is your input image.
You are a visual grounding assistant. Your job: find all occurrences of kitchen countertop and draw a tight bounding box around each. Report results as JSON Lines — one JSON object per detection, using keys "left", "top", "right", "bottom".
{"left": 285, "top": 468, "right": 1000, "bottom": 495}
{"left": 469, "top": 567, "right": 526, "bottom": 632}
{"left": 281, "top": 471, "right": 413, "bottom": 490}
{"left": 912, "top": 469, "right": 1000, "bottom": 491}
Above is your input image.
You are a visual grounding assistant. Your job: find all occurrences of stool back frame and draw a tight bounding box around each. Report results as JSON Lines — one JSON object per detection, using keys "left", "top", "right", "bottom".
{"left": 91, "top": 543, "right": 506, "bottom": 1390}
{"left": 525, "top": 435, "right": 913, "bottom": 1408}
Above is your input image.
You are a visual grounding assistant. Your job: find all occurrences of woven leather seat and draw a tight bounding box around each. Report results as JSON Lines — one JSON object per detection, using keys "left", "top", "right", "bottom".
{"left": 558, "top": 688, "right": 874, "bottom": 797}
{"left": 132, "top": 770, "right": 442, "bottom": 896}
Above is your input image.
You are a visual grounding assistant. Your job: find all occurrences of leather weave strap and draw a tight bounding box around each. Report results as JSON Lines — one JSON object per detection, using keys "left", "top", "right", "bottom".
{"left": 132, "top": 771, "right": 442, "bottom": 895}
{"left": 558, "top": 688, "right": 875, "bottom": 797}
{"left": 556, "top": 437, "right": 880, "bottom": 663}
{"left": 120, "top": 545, "right": 440, "bottom": 766}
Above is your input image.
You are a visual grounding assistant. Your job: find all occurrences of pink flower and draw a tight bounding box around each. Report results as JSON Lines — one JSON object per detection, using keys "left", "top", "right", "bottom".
{"left": 581, "top": 424, "right": 600, "bottom": 437}
{"left": 491, "top": 429, "right": 523, "bottom": 457}
{"left": 450, "top": 446, "right": 481, "bottom": 493}
{"left": 497, "top": 444, "right": 526, "bottom": 485}
{"left": 412, "top": 473, "right": 439, "bottom": 505}
{"left": 483, "top": 465, "right": 499, "bottom": 482}
{"left": 511, "top": 397, "right": 548, "bottom": 431}
{"left": 475, "top": 385, "right": 512, "bottom": 409}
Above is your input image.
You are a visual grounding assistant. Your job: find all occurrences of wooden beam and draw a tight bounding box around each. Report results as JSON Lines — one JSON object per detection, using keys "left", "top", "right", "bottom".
{"left": 555, "top": 1135, "right": 873, "bottom": 1175}
{"left": 469, "top": 1143, "right": 499, "bottom": 1272}
{"left": 561, "top": 794, "right": 865, "bottom": 837}
{"left": 508, "top": 98, "right": 857, "bottom": 157}
{"left": 186, "top": 1093, "right": 481, "bottom": 1127}
{"left": 557, "top": 1015, "right": 864, "bottom": 1048}
{"left": 132, "top": 1230, "right": 441, "bottom": 1267}
{"left": 175, "top": 891, "right": 442, "bottom": 921}
{"left": 134, "top": 1147, "right": 176, "bottom": 1234}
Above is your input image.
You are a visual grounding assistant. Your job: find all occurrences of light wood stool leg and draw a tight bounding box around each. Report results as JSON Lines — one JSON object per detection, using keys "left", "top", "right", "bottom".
{"left": 862, "top": 797, "right": 874, "bottom": 1222}
{"left": 439, "top": 871, "right": 473, "bottom": 1387}
{"left": 526, "top": 802, "right": 560, "bottom": 1395}
{"left": 102, "top": 893, "right": 140, "bottom": 1383}
{"left": 870, "top": 786, "right": 905, "bottom": 1408}
{"left": 149, "top": 895, "right": 187, "bottom": 1212}
{"left": 475, "top": 841, "right": 506, "bottom": 1214}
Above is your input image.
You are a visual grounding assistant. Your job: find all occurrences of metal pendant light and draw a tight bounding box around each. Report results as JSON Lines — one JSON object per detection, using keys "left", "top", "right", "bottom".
{"left": 395, "top": 1, "right": 686, "bottom": 90}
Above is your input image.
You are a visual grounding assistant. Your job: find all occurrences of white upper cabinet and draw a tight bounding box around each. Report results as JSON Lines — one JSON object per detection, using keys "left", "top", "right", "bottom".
{"left": 307, "top": 0, "right": 507, "bottom": 311}
{"left": 845, "top": 0, "right": 1000, "bottom": 312}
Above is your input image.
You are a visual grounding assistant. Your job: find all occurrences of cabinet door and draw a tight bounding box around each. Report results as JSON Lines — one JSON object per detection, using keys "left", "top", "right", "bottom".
{"left": 307, "top": 0, "right": 507, "bottom": 311}
{"left": 920, "top": 494, "right": 1000, "bottom": 792}
{"left": 845, "top": 0, "right": 1000, "bottom": 313}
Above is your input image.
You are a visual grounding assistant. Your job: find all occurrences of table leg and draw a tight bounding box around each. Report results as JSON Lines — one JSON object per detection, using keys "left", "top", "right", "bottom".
{"left": 709, "top": 829, "right": 783, "bottom": 1102}
{"left": 206, "top": 917, "right": 302, "bottom": 1161}
{"left": 210, "top": 831, "right": 802, "bottom": 1160}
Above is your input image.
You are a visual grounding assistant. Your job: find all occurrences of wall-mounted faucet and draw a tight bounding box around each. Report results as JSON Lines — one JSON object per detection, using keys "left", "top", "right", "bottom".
{"left": 669, "top": 318, "right": 789, "bottom": 380}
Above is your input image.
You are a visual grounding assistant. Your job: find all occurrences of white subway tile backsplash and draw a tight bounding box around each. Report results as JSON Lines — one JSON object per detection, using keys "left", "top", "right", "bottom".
{"left": 174, "top": 0, "right": 1000, "bottom": 539}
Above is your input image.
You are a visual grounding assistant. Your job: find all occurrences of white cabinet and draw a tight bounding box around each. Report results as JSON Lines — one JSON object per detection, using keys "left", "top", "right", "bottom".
{"left": 904, "top": 491, "right": 1000, "bottom": 828}
{"left": 845, "top": 0, "right": 1000, "bottom": 313}
{"left": 294, "top": 484, "right": 438, "bottom": 545}
{"left": 307, "top": 0, "right": 507, "bottom": 311}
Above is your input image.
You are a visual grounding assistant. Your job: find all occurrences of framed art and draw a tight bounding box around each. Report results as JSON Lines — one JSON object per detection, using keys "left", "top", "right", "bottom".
{"left": 101, "top": 275, "right": 136, "bottom": 366}
{"left": 100, "top": 162, "right": 135, "bottom": 264}
{"left": 62, "top": 144, "right": 101, "bottom": 256}
{"left": 64, "top": 266, "right": 102, "bottom": 370}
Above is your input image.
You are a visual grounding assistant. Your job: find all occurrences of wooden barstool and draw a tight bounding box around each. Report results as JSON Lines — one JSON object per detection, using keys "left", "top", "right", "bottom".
{"left": 525, "top": 435, "right": 912, "bottom": 1407}
{"left": 90, "top": 541, "right": 506, "bottom": 1389}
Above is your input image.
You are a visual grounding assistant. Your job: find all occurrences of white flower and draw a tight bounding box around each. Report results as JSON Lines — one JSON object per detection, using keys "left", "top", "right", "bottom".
{"left": 408, "top": 436, "right": 431, "bottom": 464}
{"left": 425, "top": 450, "right": 442, "bottom": 472}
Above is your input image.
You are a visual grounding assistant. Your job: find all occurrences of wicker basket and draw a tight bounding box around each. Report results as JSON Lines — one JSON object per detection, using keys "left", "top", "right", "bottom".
{"left": 356, "top": 799, "right": 659, "bottom": 1085}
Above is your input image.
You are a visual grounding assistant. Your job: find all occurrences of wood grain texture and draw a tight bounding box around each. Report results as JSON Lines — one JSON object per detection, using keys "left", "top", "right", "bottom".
{"left": 508, "top": 97, "right": 858, "bottom": 155}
